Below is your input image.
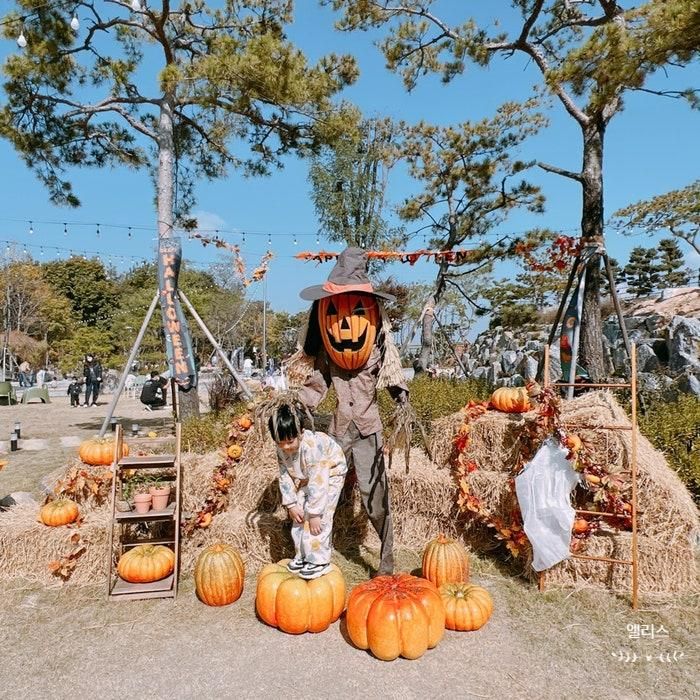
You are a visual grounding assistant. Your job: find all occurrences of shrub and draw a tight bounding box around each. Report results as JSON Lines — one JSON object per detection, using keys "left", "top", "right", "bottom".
{"left": 208, "top": 372, "right": 243, "bottom": 413}
{"left": 639, "top": 395, "right": 700, "bottom": 502}
{"left": 181, "top": 406, "right": 243, "bottom": 453}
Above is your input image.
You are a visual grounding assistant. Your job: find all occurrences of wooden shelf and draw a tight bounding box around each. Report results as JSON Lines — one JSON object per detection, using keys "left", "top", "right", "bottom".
{"left": 110, "top": 573, "right": 175, "bottom": 598}
{"left": 115, "top": 503, "right": 176, "bottom": 522}
{"left": 122, "top": 535, "right": 176, "bottom": 547}
{"left": 118, "top": 455, "right": 175, "bottom": 468}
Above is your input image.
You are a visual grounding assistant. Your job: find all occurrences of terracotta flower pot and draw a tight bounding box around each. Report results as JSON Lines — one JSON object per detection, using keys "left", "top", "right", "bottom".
{"left": 149, "top": 486, "right": 171, "bottom": 511}
{"left": 133, "top": 493, "right": 152, "bottom": 514}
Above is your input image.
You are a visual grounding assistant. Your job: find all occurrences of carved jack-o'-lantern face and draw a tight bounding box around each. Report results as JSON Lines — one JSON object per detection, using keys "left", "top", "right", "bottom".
{"left": 318, "top": 293, "right": 379, "bottom": 371}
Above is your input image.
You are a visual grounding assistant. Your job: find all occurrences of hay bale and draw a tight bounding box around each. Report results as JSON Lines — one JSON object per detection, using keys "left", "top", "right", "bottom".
{"left": 0, "top": 504, "right": 109, "bottom": 587}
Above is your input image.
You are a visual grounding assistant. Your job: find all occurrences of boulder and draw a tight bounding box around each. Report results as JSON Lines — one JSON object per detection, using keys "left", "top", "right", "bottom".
{"left": 668, "top": 316, "right": 700, "bottom": 373}
{"left": 636, "top": 344, "right": 660, "bottom": 372}
{"left": 501, "top": 350, "right": 519, "bottom": 374}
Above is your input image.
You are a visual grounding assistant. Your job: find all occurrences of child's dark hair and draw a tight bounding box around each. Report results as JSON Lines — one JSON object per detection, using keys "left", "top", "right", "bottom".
{"left": 268, "top": 404, "right": 302, "bottom": 443}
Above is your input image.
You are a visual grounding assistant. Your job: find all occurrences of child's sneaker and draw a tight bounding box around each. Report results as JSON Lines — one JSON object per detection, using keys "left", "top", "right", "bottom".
{"left": 299, "top": 562, "right": 330, "bottom": 580}
{"left": 286, "top": 558, "right": 305, "bottom": 573}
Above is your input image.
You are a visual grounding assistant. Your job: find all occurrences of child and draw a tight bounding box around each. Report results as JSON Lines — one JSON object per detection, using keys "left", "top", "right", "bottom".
{"left": 269, "top": 404, "right": 347, "bottom": 580}
{"left": 67, "top": 376, "right": 82, "bottom": 407}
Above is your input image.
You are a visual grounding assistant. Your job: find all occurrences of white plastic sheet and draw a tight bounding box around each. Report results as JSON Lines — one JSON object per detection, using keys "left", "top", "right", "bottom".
{"left": 515, "top": 437, "right": 580, "bottom": 572}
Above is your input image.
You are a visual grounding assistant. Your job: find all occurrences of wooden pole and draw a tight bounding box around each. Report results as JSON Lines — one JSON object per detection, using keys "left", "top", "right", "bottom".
{"left": 99, "top": 293, "right": 159, "bottom": 437}
{"left": 547, "top": 257, "right": 580, "bottom": 347}
{"left": 179, "top": 291, "right": 253, "bottom": 400}
{"left": 603, "top": 253, "right": 633, "bottom": 371}
{"left": 631, "top": 343, "right": 639, "bottom": 610}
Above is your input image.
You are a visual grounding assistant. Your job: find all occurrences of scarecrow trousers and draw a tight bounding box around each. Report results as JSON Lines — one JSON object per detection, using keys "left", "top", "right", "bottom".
{"left": 336, "top": 422, "right": 394, "bottom": 575}
{"left": 291, "top": 474, "right": 345, "bottom": 565}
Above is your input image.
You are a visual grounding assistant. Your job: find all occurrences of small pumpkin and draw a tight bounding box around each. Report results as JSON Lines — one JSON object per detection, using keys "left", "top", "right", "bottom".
{"left": 573, "top": 518, "right": 589, "bottom": 534}
{"left": 256, "top": 559, "right": 345, "bottom": 634}
{"left": 346, "top": 573, "right": 445, "bottom": 661}
{"left": 195, "top": 543, "right": 245, "bottom": 606}
{"left": 422, "top": 534, "right": 470, "bottom": 588}
{"left": 490, "top": 387, "right": 531, "bottom": 414}
{"left": 440, "top": 583, "right": 493, "bottom": 632}
{"left": 78, "top": 437, "right": 129, "bottom": 466}
{"left": 238, "top": 415, "right": 253, "bottom": 431}
{"left": 318, "top": 292, "right": 380, "bottom": 371}
{"left": 564, "top": 434, "right": 583, "bottom": 452}
{"left": 117, "top": 544, "right": 175, "bottom": 583}
{"left": 147, "top": 431, "right": 158, "bottom": 439}
{"left": 227, "top": 444, "right": 243, "bottom": 460}
{"left": 40, "top": 499, "right": 79, "bottom": 527}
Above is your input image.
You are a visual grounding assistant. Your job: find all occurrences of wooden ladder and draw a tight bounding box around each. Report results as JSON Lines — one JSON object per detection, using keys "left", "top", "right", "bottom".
{"left": 106, "top": 423, "right": 182, "bottom": 601}
{"left": 537, "top": 343, "right": 639, "bottom": 609}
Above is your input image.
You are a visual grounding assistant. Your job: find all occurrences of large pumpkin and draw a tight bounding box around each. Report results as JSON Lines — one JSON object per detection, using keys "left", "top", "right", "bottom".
{"left": 490, "top": 387, "right": 531, "bottom": 414}
{"left": 422, "top": 534, "right": 470, "bottom": 588}
{"left": 256, "top": 559, "right": 345, "bottom": 634}
{"left": 39, "top": 499, "right": 79, "bottom": 527}
{"left": 346, "top": 573, "right": 445, "bottom": 661}
{"left": 117, "top": 544, "right": 175, "bottom": 583}
{"left": 195, "top": 543, "right": 245, "bottom": 606}
{"left": 318, "top": 292, "right": 379, "bottom": 371}
{"left": 440, "top": 583, "right": 493, "bottom": 631}
{"left": 79, "top": 437, "right": 129, "bottom": 466}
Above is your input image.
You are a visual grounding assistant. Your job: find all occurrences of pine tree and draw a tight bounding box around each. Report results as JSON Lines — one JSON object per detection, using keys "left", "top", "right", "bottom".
{"left": 624, "top": 247, "right": 660, "bottom": 297}
{"left": 601, "top": 257, "right": 624, "bottom": 296}
{"left": 656, "top": 239, "right": 691, "bottom": 289}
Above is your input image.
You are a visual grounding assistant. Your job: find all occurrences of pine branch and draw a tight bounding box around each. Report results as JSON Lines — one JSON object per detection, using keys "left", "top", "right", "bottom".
{"left": 538, "top": 161, "right": 584, "bottom": 182}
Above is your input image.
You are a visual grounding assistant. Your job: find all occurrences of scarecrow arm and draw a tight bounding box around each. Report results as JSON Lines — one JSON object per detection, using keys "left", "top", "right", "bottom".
{"left": 298, "top": 354, "right": 332, "bottom": 411}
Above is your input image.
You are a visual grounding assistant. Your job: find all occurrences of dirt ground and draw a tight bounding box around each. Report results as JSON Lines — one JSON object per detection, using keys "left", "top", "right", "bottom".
{"left": 0, "top": 395, "right": 697, "bottom": 699}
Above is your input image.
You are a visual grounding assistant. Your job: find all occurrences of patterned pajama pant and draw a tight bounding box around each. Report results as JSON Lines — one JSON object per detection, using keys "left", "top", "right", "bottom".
{"left": 291, "top": 474, "right": 345, "bottom": 565}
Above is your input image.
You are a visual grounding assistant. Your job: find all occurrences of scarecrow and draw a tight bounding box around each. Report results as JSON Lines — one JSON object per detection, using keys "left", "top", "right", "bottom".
{"left": 293, "top": 247, "right": 408, "bottom": 575}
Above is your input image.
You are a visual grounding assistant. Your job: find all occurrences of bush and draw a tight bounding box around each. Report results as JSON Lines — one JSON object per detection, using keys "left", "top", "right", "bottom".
{"left": 639, "top": 395, "right": 700, "bottom": 502}
{"left": 181, "top": 406, "right": 243, "bottom": 453}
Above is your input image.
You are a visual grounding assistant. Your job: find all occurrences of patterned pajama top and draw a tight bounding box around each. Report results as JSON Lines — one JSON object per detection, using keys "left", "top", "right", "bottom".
{"left": 276, "top": 429, "right": 348, "bottom": 516}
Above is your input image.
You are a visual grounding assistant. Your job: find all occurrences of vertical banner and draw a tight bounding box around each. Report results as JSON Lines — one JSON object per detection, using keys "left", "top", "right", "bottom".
{"left": 560, "top": 270, "right": 588, "bottom": 387}
{"left": 158, "top": 237, "right": 197, "bottom": 389}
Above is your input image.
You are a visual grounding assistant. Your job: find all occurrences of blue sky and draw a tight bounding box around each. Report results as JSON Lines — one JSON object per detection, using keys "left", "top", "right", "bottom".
{"left": 1, "top": 1, "right": 698, "bottom": 321}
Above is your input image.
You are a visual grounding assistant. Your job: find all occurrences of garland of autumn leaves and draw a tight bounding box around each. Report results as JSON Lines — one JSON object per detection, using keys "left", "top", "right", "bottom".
{"left": 182, "top": 413, "right": 254, "bottom": 536}
{"left": 450, "top": 384, "right": 633, "bottom": 558}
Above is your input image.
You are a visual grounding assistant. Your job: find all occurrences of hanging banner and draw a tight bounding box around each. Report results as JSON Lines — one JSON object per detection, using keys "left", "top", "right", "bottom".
{"left": 158, "top": 237, "right": 197, "bottom": 389}
{"left": 560, "top": 270, "right": 589, "bottom": 382}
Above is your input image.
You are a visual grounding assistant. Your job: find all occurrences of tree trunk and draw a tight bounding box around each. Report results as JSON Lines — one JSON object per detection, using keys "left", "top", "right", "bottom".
{"left": 157, "top": 97, "right": 200, "bottom": 419}
{"left": 578, "top": 121, "right": 606, "bottom": 381}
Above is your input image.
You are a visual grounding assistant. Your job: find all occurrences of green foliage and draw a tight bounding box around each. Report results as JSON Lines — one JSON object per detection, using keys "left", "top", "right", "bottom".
{"left": 656, "top": 239, "right": 691, "bottom": 288}
{"left": 490, "top": 303, "right": 539, "bottom": 330}
{"left": 611, "top": 180, "right": 700, "bottom": 258}
{"left": 624, "top": 246, "right": 660, "bottom": 297}
{"left": 43, "top": 257, "right": 116, "bottom": 327}
{"left": 639, "top": 395, "right": 700, "bottom": 502}
{"left": 181, "top": 406, "right": 244, "bottom": 454}
{"left": 54, "top": 327, "right": 114, "bottom": 374}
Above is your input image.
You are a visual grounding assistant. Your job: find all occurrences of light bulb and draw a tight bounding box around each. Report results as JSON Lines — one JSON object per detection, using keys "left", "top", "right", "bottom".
{"left": 29, "top": 221, "right": 33, "bottom": 235}
{"left": 17, "top": 30, "right": 27, "bottom": 49}
{"left": 293, "top": 235, "right": 298, "bottom": 246}
{"left": 63, "top": 223, "right": 68, "bottom": 236}
{"left": 70, "top": 13, "right": 79, "bottom": 31}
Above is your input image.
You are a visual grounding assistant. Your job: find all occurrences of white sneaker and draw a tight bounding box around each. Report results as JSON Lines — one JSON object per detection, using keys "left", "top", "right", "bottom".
{"left": 286, "top": 558, "right": 305, "bottom": 573}
{"left": 299, "top": 562, "right": 330, "bottom": 580}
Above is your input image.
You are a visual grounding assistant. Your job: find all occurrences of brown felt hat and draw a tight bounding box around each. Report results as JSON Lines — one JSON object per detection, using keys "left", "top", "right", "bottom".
{"left": 299, "top": 247, "right": 395, "bottom": 302}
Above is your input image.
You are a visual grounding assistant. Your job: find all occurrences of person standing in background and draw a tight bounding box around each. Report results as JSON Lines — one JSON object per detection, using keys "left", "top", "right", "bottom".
{"left": 83, "top": 354, "right": 103, "bottom": 407}
{"left": 18, "top": 360, "right": 33, "bottom": 387}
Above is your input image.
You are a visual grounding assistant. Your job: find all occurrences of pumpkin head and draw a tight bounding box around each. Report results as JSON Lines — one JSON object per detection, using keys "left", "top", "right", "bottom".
{"left": 346, "top": 573, "right": 445, "bottom": 661}
{"left": 117, "top": 544, "right": 175, "bottom": 583}
{"left": 422, "top": 534, "right": 470, "bottom": 588}
{"left": 439, "top": 583, "right": 493, "bottom": 631}
{"left": 40, "top": 499, "right": 79, "bottom": 527}
{"left": 490, "top": 387, "right": 531, "bottom": 414}
{"left": 318, "top": 293, "right": 379, "bottom": 371}
{"left": 256, "top": 559, "right": 346, "bottom": 634}
{"left": 78, "top": 437, "right": 129, "bottom": 466}
{"left": 195, "top": 543, "right": 245, "bottom": 606}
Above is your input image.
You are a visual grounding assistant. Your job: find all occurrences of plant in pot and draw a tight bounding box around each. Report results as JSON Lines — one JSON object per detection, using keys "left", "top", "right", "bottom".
{"left": 149, "top": 478, "right": 171, "bottom": 511}
{"left": 124, "top": 478, "right": 153, "bottom": 514}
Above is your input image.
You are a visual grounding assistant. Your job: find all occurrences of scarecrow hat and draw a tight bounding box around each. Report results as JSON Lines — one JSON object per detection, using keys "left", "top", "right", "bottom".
{"left": 299, "top": 247, "right": 395, "bottom": 302}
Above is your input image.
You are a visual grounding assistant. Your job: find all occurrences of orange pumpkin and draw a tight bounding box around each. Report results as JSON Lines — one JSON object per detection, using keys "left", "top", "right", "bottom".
{"left": 194, "top": 543, "right": 245, "bottom": 606}
{"left": 440, "top": 583, "right": 493, "bottom": 631}
{"left": 573, "top": 518, "right": 589, "bottom": 534}
{"left": 422, "top": 534, "right": 470, "bottom": 588}
{"left": 39, "top": 499, "right": 79, "bottom": 527}
{"left": 117, "top": 544, "right": 175, "bottom": 583}
{"left": 346, "top": 573, "right": 445, "bottom": 661}
{"left": 564, "top": 434, "right": 583, "bottom": 452}
{"left": 256, "top": 560, "right": 346, "bottom": 634}
{"left": 490, "top": 387, "right": 531, "bottom": 413}
{"left": 78, "top": 437, "right": 129, "bottom": 466}
{"left": 227, "top": 444, "right": 242, "bottom": 460}
{"left": 318, "top": 292, "right": 379, "bottom": 371}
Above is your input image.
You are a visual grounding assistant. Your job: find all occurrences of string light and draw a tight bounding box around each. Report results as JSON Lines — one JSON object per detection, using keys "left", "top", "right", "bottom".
{"left": 16, "top": 22, "right": 27, "bottom": 49}
{"left": 28, "top": 221, "right": 33, "bottom": 235}
{"left": 316, "top": 235, "right": 320, "bottom": 246}
{"left": 293, "top": 234, "right": 298, "bottom": 246}
{"left": 267, "top": 234, "right": 272, "bottom": 247}
{"left": 242, "top": 232, "right": 246, "bottom": 245}
{"left": 96, "top": 223, "right": 101, "bottom": 238}
{"left": 128, "top": 227, "right": 132, "bottom": 239}
{"left": 64, "top": 222, "right": 68, "bottom": 236}
{"left": 70, "top": 12, "right": 79, "bottom": 31}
